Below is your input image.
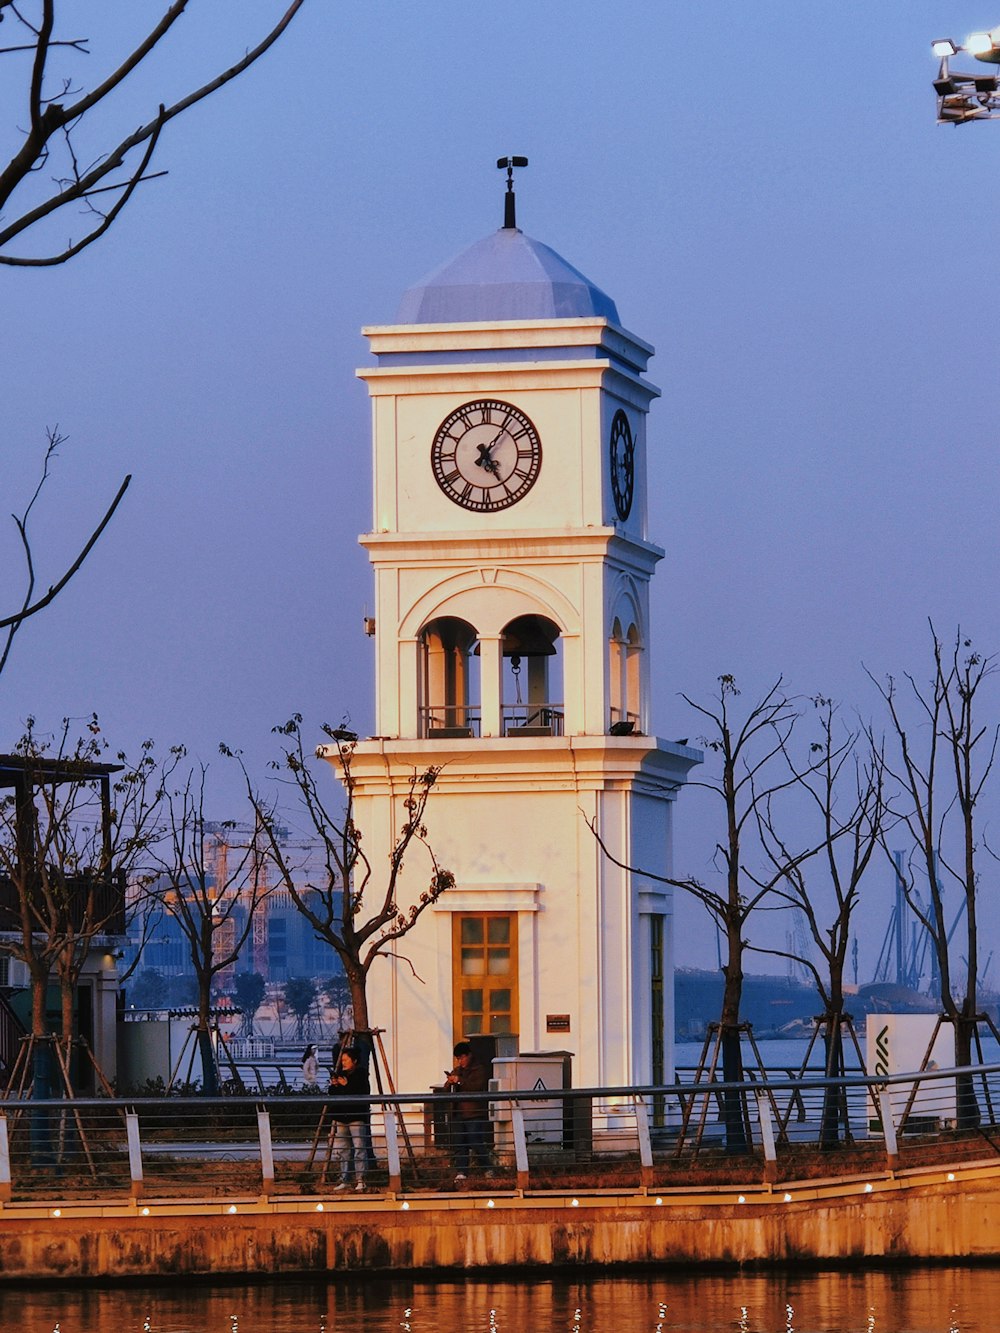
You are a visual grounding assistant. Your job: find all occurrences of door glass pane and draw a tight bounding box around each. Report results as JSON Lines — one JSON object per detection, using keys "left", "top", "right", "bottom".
{"left": 461, "top": 949, "right": 485, "bottom": 975}
{"left": 487, "top": 917, "right": 510, "bottom": 945}
{"left": 487, "top": 949, "right": 510, "bottom": 975}
{"left": 490, "top": 988, "right": 511, "bottom": 1012}
{"left": 463, "top": 989, "right": 484, "bottom": 1013}
{"left": 461, "top": 918, "right": 484, "bottom": 945}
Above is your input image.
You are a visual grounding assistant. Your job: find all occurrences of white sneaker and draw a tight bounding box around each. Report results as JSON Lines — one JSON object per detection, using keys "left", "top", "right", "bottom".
{"left": 334, "top": 1181, "right": 350, "bottom": 1191}
{"left": 454, "top": 1172, "right": 467, "bottom": 1182}
{"left": 355, "top": 1182, "right": 366, "bottom": 1192}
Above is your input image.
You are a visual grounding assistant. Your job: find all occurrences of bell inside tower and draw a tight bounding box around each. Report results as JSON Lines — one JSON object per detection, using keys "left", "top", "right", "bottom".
{"left": 501, "top": 614, "right": 563, "bottom": 736}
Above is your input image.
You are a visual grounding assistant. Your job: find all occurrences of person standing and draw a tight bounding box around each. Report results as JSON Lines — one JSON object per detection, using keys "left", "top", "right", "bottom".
{"left": 445, "top": 1040, "right": 491, "bottom": 1182}
{"left": 301, "top": 1044, "right": 319, "bottom": 1091}
{"left": 329, "top": 1046, "right": 371, "bottom": 1192}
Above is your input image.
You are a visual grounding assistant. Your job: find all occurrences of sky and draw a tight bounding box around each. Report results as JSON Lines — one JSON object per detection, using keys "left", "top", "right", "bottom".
{"left": 3, "top": 2, "right": 1000, "bottom": 979}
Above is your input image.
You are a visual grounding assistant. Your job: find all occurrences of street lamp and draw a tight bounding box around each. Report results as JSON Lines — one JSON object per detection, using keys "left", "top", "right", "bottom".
{"left": 931, "top": 31, "right": 1000, "bottom": 123}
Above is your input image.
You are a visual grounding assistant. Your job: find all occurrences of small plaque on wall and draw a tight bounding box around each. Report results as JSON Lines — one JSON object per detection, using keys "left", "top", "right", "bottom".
{"left": 546, "top": 1014, "right": 571, "bottom": 1033}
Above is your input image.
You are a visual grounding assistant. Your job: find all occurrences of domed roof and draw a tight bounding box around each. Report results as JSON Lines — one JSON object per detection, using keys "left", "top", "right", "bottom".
{"left": 396, "top": 227, "right": 620, "bottom": 325}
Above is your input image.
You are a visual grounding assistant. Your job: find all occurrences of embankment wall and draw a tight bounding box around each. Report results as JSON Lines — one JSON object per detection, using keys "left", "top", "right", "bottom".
{"left": 1, "top": 1161, "right": 999, "bottom": 1280}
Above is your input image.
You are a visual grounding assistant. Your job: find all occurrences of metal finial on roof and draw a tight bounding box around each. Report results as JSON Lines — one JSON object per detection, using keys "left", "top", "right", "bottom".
{"left": 496, "top": 155, "right": 528, "bottom": 229}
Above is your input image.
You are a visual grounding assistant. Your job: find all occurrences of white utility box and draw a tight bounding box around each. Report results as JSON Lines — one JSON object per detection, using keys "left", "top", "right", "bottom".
{"left": 490, "top": 1052, "right": 570, "bottom": 1145}
{"left": 866, "top": 1013, "right": 955, "bottom": 1131}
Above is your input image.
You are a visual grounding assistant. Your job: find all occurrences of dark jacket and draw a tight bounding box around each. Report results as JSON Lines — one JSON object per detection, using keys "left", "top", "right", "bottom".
{"left": 450, "top": 1058, "right": 489, "bottom": 1121}
{"left": 328, "top": 1063, "right": 370, "bottom": 1124}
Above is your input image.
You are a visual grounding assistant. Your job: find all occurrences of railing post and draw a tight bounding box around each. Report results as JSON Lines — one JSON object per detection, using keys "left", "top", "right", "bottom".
{"left": 256, "top": 1106, "right": 274, "bottom": 1196}
{"left": 877, "top": 1086, "right": 899, "bottom": 1171}
{"left": 634, "top": 1097, "right": 654, "bottom": 1188}
{"left": 754, "top": 1088, "right": 777, "bottom": 1184}
{"left": 383, "top": 1104, "right": 402, "bottom": 1193}
{"left": 125, "top": 1109, "right": 144, "bottom": 1200}
{"left": 0, "top": 1114, "right": 10, "bottom": 1203}
{"left": 511, "top": 1103, "right": 529, "bottom": 1192}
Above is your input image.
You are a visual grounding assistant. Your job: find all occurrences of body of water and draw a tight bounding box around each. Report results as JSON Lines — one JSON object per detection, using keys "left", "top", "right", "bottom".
{"left": 1, "top": 1267, "right": 995, "bottom": 1332}
{"left": 676, "top": 1034, "right": 1000, "bottom": 1075}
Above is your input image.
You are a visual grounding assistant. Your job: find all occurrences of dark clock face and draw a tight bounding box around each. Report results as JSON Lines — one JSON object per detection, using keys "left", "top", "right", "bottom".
{"left": 609, "top": 409, "right": 635, "bottom": 520}
{"left": 431, "top": 399, "right": 541, "bottom": 512}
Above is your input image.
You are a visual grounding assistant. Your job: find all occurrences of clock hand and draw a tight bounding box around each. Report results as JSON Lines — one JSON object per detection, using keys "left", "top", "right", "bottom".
{"left": 475, "top": 441, "right": 502, "bottom": 477}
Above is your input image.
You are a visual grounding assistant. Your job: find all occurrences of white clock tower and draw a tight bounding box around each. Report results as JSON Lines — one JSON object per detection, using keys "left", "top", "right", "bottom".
{"left": 340, "top": 171, "right": 699, "bottom": 1094}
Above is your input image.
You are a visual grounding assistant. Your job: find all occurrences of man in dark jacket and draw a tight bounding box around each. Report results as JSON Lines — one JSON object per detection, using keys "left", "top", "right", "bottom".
{"left": 445, "top": 1040, "right": 491, "bottom": 1181}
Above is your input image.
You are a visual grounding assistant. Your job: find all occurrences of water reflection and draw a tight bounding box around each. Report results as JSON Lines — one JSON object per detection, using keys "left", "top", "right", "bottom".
{"left": 2, "top": 1267, "right": 998, "bottom": 1332}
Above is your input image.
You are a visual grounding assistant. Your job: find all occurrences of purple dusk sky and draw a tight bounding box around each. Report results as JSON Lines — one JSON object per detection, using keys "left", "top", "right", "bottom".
{"left": 3, "top": 2, "right": 999, "bottom": 978}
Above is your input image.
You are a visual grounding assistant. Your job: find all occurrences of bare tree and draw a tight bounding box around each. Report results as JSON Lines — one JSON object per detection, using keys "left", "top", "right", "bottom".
{"left": 2, "top": 6, "right": 307, "bottom": 668}
{"left": 153, "top": 765, "right": 272, "bottom": 1093}
{"left": 592, "top": 676, "right": 820, "bottom": 1152}
{"left": 755, "top": 697, "right": 888, "bottom": 1145}
{"left": 0, "top": 1, "right": 307, "bottom": 266}
{"left": 868, "top": 625, "right": 1000, "bottom": 1128}
{"left": 0, "top": 716, "right": 166, "bottom": 1090}
{"left": 1, "top": 429, "right": 130, "bottom": 679}
{"left": 231, "top": 717, "right": 454, "bottom": 1038}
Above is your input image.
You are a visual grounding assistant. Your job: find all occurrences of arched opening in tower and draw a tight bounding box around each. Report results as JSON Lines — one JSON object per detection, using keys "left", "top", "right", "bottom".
{"left": 500, "top": 614, "right": 563, "bottom": 736}
{"left": 419, "top": 616, "right": 480, "bottom": 737}
{"left": 610, "top": 618, "right": 642, "bottom": 733}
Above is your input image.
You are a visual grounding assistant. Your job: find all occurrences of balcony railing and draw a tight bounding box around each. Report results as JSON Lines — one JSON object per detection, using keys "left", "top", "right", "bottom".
{"left": 418, "top": 706, "right": 566, "bottom": 738}
{"left": 502, "top": 705, "right": 564, "bottom": 737}
{"left": 420, "top": 707, "right": 482, "bottom": 739}
{"left": 609, "top": 707, "right": 640, "bottom": 734}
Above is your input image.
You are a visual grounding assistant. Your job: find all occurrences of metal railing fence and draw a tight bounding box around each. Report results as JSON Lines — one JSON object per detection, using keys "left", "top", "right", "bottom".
{"left": 1, "top": 1062, "right": 999, "bottom": 1202}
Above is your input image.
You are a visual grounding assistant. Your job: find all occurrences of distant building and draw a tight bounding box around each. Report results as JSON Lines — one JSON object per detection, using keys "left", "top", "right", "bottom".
{"left": 126, "top": 824, "right": 342, "bottom": 995}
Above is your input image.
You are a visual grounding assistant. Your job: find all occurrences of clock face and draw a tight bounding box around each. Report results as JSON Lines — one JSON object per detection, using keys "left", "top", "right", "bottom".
{"left": 431, "top": 399, "right": 541, "bottom": 512}
{"left": 609, "top": 409, "right": 635, "bottom": 520}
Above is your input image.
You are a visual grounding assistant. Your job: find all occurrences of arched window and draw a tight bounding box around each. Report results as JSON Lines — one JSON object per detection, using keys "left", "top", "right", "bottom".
{"left": 419, "top": 617, "right": 480, "bottom": 737}
{"left": 501, "top": 614, "right": 563, "bottom": 736}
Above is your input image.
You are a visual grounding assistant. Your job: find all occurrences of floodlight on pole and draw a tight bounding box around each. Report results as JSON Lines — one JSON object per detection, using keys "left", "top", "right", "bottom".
{"left": 968, "top": 27, "right": 1000, "bottom": 62}
{"left": 931, "top": 26, "right": 1000, "bottom": 123}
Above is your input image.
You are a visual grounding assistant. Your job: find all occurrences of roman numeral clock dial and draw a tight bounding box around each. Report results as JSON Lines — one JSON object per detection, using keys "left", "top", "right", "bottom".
{"left": 431, "top": 399, "right": 541, "bottom": 512}
{"left": 609, "top": 409, "right": 635, "bottom": 521}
